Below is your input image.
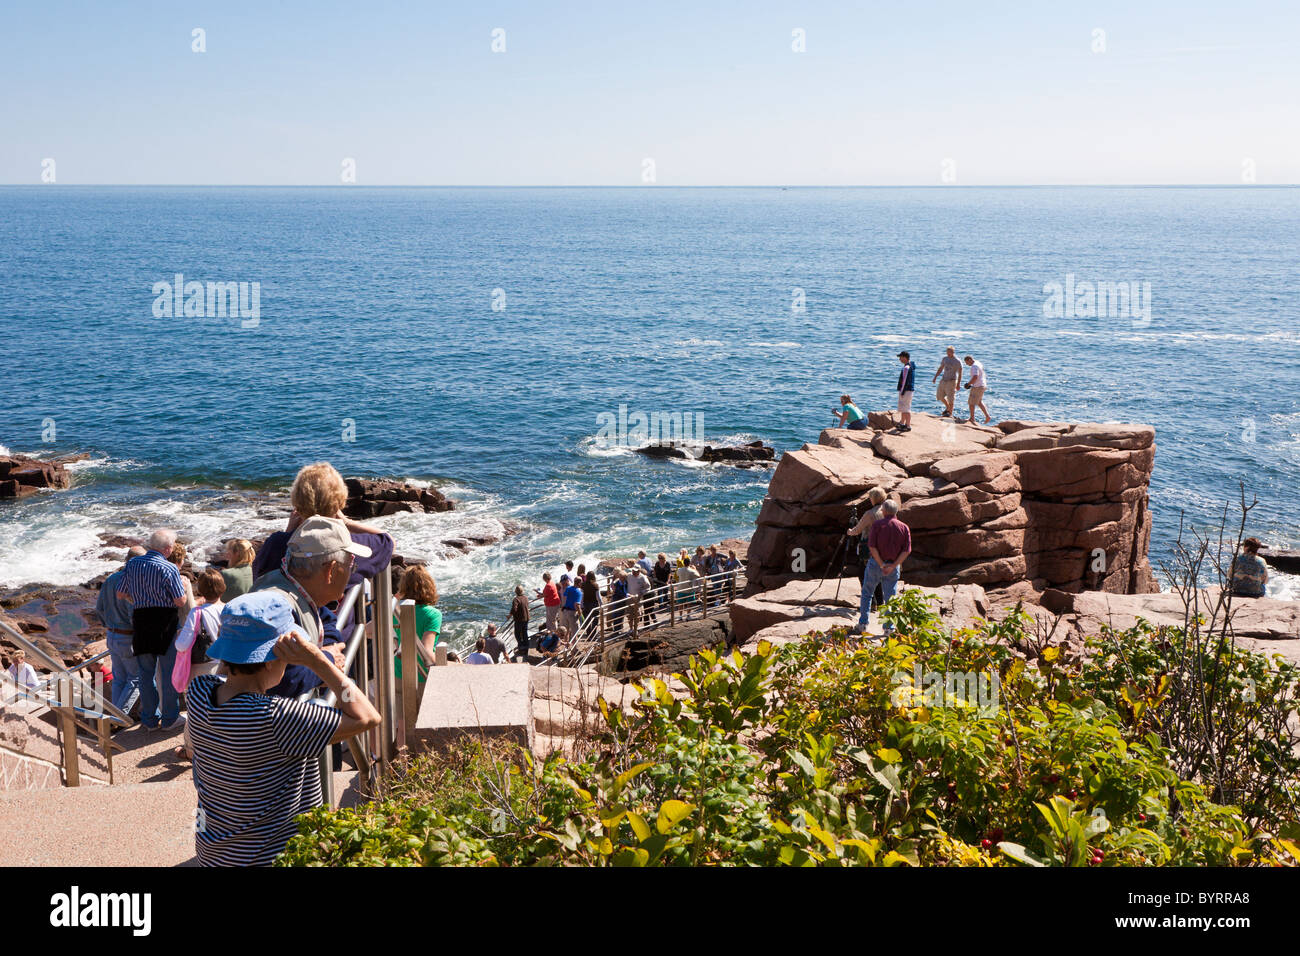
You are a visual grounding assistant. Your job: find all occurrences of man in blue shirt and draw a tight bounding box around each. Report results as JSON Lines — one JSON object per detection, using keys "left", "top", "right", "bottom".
{"left": 895, "top": 351, "right": 917, "bottom": 432}
{"left": 560, "top": 575, "right": 583, "bottom": 636}
{"left": 96, "top": 547, "right": 145, "bottom": 715}
{"left": 117, "top": 529, "right": 189, "bottom": 730}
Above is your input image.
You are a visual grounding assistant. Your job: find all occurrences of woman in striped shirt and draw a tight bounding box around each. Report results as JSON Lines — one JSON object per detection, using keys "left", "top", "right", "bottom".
{"left": 188, "top": 591, "right": 380, "bottom": 867}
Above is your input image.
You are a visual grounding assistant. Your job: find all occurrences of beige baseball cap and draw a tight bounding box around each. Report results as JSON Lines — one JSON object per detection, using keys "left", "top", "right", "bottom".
{"left": 288, "top": 516, "right": 373, "bottom": 559}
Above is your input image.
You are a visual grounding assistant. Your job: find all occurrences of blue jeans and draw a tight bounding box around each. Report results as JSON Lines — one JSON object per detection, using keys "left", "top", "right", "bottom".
{"left": 106, "top": 633, "right": 141, "bottom": 716}
{"left": 858, "top": 559, "right": 900, "bottom": 632}
{"left": 136, "top": 642, "right": 180, "bottom": 727}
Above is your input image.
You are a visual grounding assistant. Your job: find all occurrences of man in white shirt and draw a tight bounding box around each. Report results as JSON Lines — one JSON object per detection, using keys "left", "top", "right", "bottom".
{"left": 6, "top": 650, "right": 40, "bottom": 697}
{"left": 963, "top": 355, "right": 992, "bottom": 425}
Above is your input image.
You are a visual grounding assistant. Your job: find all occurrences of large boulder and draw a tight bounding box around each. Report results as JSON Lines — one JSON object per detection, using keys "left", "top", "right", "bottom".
{"left": 0, "top": 454, "right": 82, "bottom": 499}
{"left": 745, "top": 412, "right": 1157, "bottom": 596}
{"left": 343, "top": 477, "right": 454, "bottom": 519}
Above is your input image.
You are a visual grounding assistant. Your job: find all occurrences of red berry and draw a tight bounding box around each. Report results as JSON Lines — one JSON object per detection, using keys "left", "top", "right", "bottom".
{"left": 1067, "top": 789, "right": 1078, "bottom": 800}
{"left": 981, "top": 839, "right": 993, "bottom": 848}
{"left": 1137, "top": 813, "right": 1147, "bottom": 822}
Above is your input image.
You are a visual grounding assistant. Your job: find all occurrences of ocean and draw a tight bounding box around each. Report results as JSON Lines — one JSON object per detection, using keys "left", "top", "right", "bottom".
{"left": 2, "top": 186, "right": 1298, "bottom": 647}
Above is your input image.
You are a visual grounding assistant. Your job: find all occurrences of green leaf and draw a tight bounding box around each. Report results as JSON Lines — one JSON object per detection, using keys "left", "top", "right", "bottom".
{"left": 997, "top": 841, "right": 1048, "bottom": 867}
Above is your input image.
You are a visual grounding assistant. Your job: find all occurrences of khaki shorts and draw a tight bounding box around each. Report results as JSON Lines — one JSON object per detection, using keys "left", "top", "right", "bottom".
{"left": 897, "top": 391, "right": 913, "bottom": 413}
{"left": 937, "top": 379, "right": 956, "bottom": 405}
{"left": 968, "top": 386, "right": 986, "bottom": 408}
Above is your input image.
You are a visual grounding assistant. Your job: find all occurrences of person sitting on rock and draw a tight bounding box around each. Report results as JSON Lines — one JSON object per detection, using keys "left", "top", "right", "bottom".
{"left": 538, "top": 625, "right": 569, "bottom": 658}
{"left": 833, "top": 394, "right": 868, "bottom": 430}
{"left": 853, "top": 499, "right": 911, "bottom": 638}
{"left": 1229, "top": 538, "right": 1269, "bottom": 598}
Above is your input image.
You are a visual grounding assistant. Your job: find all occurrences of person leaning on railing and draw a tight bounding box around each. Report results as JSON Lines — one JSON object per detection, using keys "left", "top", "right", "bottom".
{"left": 252, "top": 517, "right": 366, "bottom": 699}
{"left": 252, "top": 462, "right": 395, "bottom": 646}
{"left": 188, "top": 590, "right": 381, "bottom": 867}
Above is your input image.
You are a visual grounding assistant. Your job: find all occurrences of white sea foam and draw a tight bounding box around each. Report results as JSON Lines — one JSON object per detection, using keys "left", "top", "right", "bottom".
{"left": 673, "top": 338, "right": 724, "bottom": 347}
{"left": 748, "top": 341, "right": 800, "bottom": 349}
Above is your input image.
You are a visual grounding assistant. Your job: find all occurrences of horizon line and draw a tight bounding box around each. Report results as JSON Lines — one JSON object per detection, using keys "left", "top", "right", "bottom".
{"left": 2, "top": 182, "right": 1296, "bottom": 189}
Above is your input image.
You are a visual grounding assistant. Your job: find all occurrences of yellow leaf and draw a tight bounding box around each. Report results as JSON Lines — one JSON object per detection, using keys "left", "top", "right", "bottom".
{"left": 876, "top": 748, "right": 902, "bottom": 764}
{"left": 627, "top": 812, "right": 651, "bottom": 842}
{"left": 656, "top": 799, "right": 694, "bottom": 834}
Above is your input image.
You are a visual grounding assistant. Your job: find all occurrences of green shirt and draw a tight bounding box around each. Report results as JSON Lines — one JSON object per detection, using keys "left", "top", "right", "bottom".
{"left": 220, "top": 565, "right": 253, "bottom": 602}
{"left": 841, "top": 403, "right": 864, "bottom": 422}
{"left": 393, "top": 604, "right": 442, "bottom": 681}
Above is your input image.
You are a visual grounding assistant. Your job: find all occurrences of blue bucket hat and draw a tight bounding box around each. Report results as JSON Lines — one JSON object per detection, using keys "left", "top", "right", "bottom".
{"left": 209, "top": 590, "right": 304, "bottom": 665}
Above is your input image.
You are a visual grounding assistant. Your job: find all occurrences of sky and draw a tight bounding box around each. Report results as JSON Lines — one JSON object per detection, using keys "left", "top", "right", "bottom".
{"left": 1, "top": 0, "right": 1297, "bottom": 185}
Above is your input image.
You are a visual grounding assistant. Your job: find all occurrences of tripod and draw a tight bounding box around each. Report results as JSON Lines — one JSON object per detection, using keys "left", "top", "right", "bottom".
{"left": 804, "top": 504, "right": 858, "bottom": 605}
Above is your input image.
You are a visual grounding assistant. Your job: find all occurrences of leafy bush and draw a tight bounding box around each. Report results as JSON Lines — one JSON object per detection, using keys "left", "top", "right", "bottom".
{"left": 279, "top": 589, "right": 1299, "bottom": 867}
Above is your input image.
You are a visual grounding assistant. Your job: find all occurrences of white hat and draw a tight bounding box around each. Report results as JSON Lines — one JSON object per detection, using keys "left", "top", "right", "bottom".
{"left": 288, "top": 516, "right": 373, "bottom": 559}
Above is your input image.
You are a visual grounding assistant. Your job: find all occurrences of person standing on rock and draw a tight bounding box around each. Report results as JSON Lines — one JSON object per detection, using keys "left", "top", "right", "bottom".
{"left": 853, "top": 499, "right": 912, "bottom": 638}
{"left": 118, "top": 529, "right": 190, "bottom": 731}
{"left": 933, "top": 347, "right": 964, "bottom": 418}
{"left": 833, "top": 394, "right": 868, "bottom": 431}
{"left": 508, "top": 587, "right": 531, "bottom": 660}
{"left": 536, "top": 572, "right": 561, "bottom": 632}
{"left": 895, "top": 352, "right": 917, "bottom": 432}
{"left": 97, "top": 546, "right": 145, "bottom": 716}
{"left": 963, "top": 355, "right": 992, "bottom": 425}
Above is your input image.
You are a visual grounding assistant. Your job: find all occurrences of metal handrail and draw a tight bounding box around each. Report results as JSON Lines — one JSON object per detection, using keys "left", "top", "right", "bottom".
{"left": 547, "top": 565, "right": 745, "bottom": 669}
{"left": 0, "top": 619, "right": 130, "bottom": 726}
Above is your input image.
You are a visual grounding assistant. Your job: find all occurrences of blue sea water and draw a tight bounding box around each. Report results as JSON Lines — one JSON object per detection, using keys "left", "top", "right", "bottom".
{"left": 1, "top": 186, "right": 1298, "bottom": 644}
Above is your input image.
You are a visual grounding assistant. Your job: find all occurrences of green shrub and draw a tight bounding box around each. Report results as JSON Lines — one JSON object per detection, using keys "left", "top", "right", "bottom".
{"left": 278, "top": 589, "right": 1297, "bottom": 867}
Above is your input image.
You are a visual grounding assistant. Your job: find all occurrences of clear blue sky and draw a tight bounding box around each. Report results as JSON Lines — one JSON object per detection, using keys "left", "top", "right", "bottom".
{"left": 2, "top": 0, "right": 1296, "bottom": 185}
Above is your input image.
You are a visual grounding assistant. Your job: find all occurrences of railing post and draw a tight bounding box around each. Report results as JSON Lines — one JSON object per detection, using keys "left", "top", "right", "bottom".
{"left": 373, "top": 565, "right": 396, "bottom": 772}
{"left": 399, "top": 600, "right": 419, "bottom": 751}
{"left": 58, "top": 707, "right": 79, "bottom": 787}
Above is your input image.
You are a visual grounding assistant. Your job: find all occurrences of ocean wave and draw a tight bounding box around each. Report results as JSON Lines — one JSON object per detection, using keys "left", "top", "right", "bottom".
{"left": 748, "top": 341, "right": 800, "bottom": 349}
{"left": 672, "top": 338, "right": 724, "bottom": 347}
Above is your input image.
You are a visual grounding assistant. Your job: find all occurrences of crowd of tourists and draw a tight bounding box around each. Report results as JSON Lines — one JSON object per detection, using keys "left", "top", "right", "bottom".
{"left": 11, "top": 447, "right": 1273, "bottom": 868}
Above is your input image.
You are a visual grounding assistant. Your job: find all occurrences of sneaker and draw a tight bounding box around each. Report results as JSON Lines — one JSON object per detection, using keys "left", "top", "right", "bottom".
{"left": 899, "top": 425, "right": 912, "bottom": 432}
{"left": 159, "top": 715, "right": 186, "bottom": 732}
